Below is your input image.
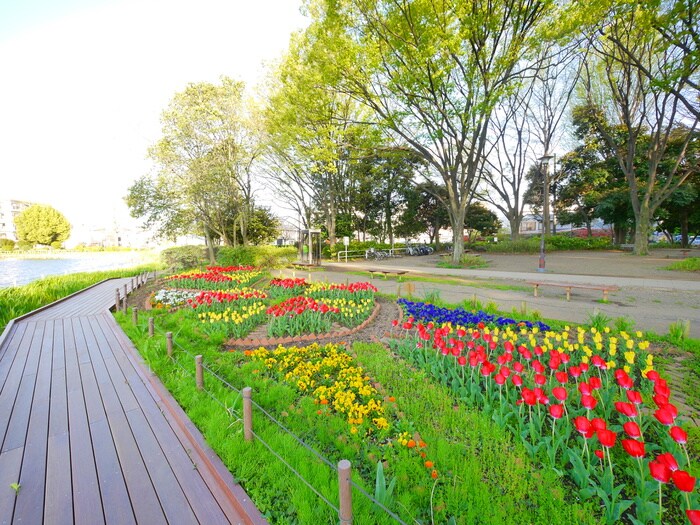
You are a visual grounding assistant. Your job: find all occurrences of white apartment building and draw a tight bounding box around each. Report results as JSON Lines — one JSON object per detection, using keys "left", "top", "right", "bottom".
{"left": 0, "top": 199, "right": 34, "bottom": 241}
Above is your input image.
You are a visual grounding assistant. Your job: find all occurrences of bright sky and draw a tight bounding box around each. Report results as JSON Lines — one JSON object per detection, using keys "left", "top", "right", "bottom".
{"left": 0, "top": 0, "right": 306, "bottom": 232}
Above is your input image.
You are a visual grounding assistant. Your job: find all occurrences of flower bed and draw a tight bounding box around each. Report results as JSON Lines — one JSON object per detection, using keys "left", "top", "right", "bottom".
{"left": 164, "top": 266, "right": 262, "bottom": 289}
{"left": 150, "top": 289, "right": 198, "bottom": 308}
{"left": 267, "top": 277, "right": 309, "bottom": 298}
{"left": 390, "top": 313, "right": 699, "bottom": 524}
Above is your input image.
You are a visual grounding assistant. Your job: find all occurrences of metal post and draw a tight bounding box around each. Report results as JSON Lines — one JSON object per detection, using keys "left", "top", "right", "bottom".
{"left": 242, "top": 387, "right": 253, "bottom": 441}
{"left": 148, "top": 317, "right": 154, "bottom": 337}
{"left": 195, "top": 355, "right": 203, "bottom": 390}
{"left": 132, "top": 307, "right": 138, "bottom": 325}
{"left": 338, "top": 460, "right": 352, "bottom": 525}
{"left": 166, "top": 332, "right": 173, "bottom": 358}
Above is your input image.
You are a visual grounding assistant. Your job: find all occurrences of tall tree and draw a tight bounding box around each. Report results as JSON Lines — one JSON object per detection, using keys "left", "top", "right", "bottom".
{"left": 309, "top": 0, "right": 557, "bottom": 263}
{"left": 127, "top": 77, "right": 258, "bottom": 261}
{"left": 581, "top": 7, "right": 698, "bottom": 254}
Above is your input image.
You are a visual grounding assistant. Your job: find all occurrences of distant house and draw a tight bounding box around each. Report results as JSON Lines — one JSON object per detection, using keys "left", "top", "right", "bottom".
{"left": 518, "top": 214, "right": 612, "bottom": 237}
{"left": 0, "top": 199, "right": 35, "bottom": 241}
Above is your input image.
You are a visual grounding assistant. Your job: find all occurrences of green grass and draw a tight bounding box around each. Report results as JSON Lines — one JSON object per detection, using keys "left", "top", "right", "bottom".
{"left": 349, "top": 271, "right": 529, "bottom": 292}
{"left": 436, "top": 254, "right": 489, "bottom": 269}
{"left": 117, "top": 307, "right": 598, "bottom": 524}
{"left": 663, "top": 257, "right": 700, "bottom": 272}
{"left": 0, "top": 264, "right": 161, "bottom": 332}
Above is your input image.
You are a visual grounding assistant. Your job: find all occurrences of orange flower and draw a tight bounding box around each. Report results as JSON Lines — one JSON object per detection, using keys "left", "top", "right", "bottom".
{"left": 431, "top": 470, "right": 438, "bottom": 479}
{"left": 388, "top": 396, "right": 396, "bottom": 402}
{"left": 419, "top": 441, "right": 427, "bottom": 448}
{"left": 420, "top": 452, "right": 427, "bottom": 458}
{"left": 407, "top": 439, "right": 416, "bottom": 448}
{"left": 320, "top": 399, "right": 329, "bottom": 405}
{"left": 425, "top": 461, "right": 434, "bottom": 468}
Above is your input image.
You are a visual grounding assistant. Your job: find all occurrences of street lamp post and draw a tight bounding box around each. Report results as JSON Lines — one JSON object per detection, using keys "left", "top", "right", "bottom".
{"left": 538, "top": 154, "right": 554, "bottom": 272}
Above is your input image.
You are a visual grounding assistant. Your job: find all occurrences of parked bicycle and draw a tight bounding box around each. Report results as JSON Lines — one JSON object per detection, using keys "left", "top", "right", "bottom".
{"left": 365, "top": 248, "right": 389, "bottom": 260}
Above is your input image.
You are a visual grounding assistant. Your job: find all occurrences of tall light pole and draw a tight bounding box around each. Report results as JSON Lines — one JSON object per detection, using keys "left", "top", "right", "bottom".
{"left": 538, "top": 154, "right": 554, "bottom": 272}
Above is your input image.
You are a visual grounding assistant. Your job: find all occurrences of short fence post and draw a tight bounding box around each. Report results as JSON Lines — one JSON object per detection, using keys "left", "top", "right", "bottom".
{"left": 122, "top": 284, "right": 128, "bottom": 313}
{"left": 338, "top": 459, "right": 352, "bottom": 525}
{"left": 132, "top": 307, "right": 138, "bottom": 325}
{"left": 166, "top": 332, "right": 173, "bottom": 358}
{"left": 195, "top": 355, "right": 203, "bottom": 390}
{"left": 148, "top": 317, "right": 154, "bottom": 337}
{"left": 242, "top": 387, "right": 253, "bottom": 441}
{"left": 397, "top": 284, "right": 401, "bottom": 298}
{"left": 115, "top": 289, "right": 120, "bottom": 311}
{"left": 131, "top": 277, "right": 136, "bottom": 290}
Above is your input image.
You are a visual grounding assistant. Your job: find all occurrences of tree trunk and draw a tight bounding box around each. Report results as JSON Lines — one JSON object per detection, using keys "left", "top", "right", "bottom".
{"left": 508, "top": 215, "right": 522, "bottom": 241}
{"left": 633, "top": 204, "right": 651, "bottom": 255}
{"left": 680, "top": 210, "right": 689, "bottom": 248}
{"left": 203, "top": 227, "right": 216, "bottom": 264}
{"left": 449, "top": 205, "right": 467, "bottom": 264}
{"left": 586, "top": 220, "right": 592, "bottom": 238}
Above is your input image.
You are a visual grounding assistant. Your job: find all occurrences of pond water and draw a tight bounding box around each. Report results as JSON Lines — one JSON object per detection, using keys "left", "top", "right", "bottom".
{"left": 0, "top": 252, "right": 149, "bottom": 288}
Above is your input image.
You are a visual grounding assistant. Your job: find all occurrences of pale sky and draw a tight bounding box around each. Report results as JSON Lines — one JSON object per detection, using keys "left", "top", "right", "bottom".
{"left": 0, "top": 0, "right": 307, "bottom": 232}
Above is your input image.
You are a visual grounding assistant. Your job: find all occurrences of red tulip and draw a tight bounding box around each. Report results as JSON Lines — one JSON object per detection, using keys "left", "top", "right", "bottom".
{"left": 574, "top": 416, "right": 594, "bottom": 438}
{"left": 457, "top": 356, "right": 467, "bottom": 366}
{"left": 500, "top": 366, "right": 511, "bottom": 378}
{"left": 534, "top": 373, "right": 547, "bottom": 385}
{"left": 555, "top": 371, "right": 568, "bottom": 384}
{"left": 617, "top": 375, "right": 634, "bottom": 389}
{"left": 597, "top": 429, "right": 617, "bottom": 448}
{"left": 552, "top": 386, "right": 568, "bottom": 401}
{"left": 522, "top": 388, "right": 537, "bottom": 406}
{"left": 594, "top": 449, "right": 604, "bottom": 460}
{"left": 532, "top": 360, "right": 545, "bottom": 374}
{"left": 591, "top": 418, "right": 607, "bottom": 432}
{"left": 672, "top": 470, "right": 696, "bottom": 492}
{"left": 657, "top": 452, "right": 679, "bottom": 472}
{"left": 670, "top": 426, "right": 687, "bottom": 444}
{"left": 649, "top": 460, "right": 672, "bottom": 483}
{"left": 615, "top": 401, "right": 638, "bottom": 418}
{"left": 513, "top": 361, "right": 524, "bottom": 373}
{"left": 581, "top": 394, "right": 597, "bottom": 410}
{"left": 579, "top": 382, "right": 593, "bottom": 396}
{"left": 569, "top": 365, "right": 582, "bottom": 378}
{"left": 621, "top": 439, "right": 645, "bottom": 458}
{"left": 623, "top": 421, "right": 641, "bottom": 438}
{"left": 511, "top": 374, "right": 523, "bottom": 387}
{"left": 626, "top": 390, "right": 643, "bottom": 405}
{"left": 589, "top": 376, "right": 602, "bottom": 390}
{"left": 549, "top": 404, "right": 564, "bottom": 419}
{"left": 653, "top": 393, "right": 670, "bottom": 407}
{"left": 654, "top": 379, "right": 671, "bottom": 398}
{"left": 687, "top": 510, "right": 700, "bottom": 525}
{"left": 654, "top": 408, "right": 676, "bottom": 426}
{"left": 646, "top": 370, "right": 660, "bottom": 382}
{"left": 494, "top": 373, "right": 506, "bottom": 385}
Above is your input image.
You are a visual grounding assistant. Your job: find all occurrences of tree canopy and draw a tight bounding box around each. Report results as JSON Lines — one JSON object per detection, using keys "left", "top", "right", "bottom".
{"left": 14, "top": 205, "right": 71, "bottom": 248}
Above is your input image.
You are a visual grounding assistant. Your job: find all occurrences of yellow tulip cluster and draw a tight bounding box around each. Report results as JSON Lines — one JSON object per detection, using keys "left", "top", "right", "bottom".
{"left": 246, "top": 343, "right": 388, "bottom": 433}
{"left": 197, "top": 301, "right": 267, "bottom": 325}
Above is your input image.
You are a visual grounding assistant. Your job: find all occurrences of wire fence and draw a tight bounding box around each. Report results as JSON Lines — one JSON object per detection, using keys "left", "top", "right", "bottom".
{"left": 128, "top": 304, "right": 407, "bottom": 525}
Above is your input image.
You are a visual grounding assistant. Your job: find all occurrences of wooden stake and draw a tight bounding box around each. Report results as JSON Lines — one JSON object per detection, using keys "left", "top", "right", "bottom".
{"left": 195, "top": 355, "right": 203, "bottom": 390}
{"left": 338, "top": 460, "right": 352, "bottom": 525}
{"left": 132, "top": 307, "right": 138, "bottom": 325}
{"left": 148, "top": 317, "right": 154, "bottom": 337}
{"left": 243, "top": 387, "right": 253, "bottom": 442}
{"left": 166, "top": 332, "right": 173, "bottom": 358}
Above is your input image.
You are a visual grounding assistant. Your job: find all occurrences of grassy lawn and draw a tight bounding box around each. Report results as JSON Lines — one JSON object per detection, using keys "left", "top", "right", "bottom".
{"left": 664, "top": 257, "right": 700, "bottom": 272}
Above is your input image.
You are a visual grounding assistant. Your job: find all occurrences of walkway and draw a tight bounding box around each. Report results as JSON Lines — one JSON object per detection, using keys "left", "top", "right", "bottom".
{"left": 0, "top": 278, "right": 265, "bottom": 524}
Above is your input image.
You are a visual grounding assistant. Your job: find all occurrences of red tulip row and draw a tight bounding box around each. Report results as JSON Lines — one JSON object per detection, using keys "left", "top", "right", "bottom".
{"left": 390, "top": 317, "right": 699, "bottom": 524}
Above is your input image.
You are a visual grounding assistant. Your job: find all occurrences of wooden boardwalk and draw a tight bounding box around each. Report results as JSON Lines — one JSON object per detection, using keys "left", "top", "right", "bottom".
{"left": 0, "top": 278, "right": 266, "bottom": 524}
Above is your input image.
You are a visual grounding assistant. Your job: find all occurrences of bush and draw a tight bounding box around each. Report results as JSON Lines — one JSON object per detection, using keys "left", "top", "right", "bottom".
{"left": 216, "top": 245, "right": 296, "bottom": 268}
{"left": 160, "top": 245, "right": 208, "bottom": 271}
{"left": 478, "top": 235, "right": 612, "bottom": 253}
{"left": 0, "top": 238, "right": 15, "bottom": 251}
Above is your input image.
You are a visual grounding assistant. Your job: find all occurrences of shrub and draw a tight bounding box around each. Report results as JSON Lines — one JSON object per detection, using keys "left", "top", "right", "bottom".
{"left": 0, "top": 238, "right": 15, "bottom": 251}
{"left": 478, "top": 235, "right": 612, "bottom": 253}
{"left": 216, "top": 245, "right": 296, "bottom": 268}
{"left": 160, "top": 245, "right": 208, "bottom": 271}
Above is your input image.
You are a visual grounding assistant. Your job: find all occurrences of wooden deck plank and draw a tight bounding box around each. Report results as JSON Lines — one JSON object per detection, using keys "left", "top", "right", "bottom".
{"left": 0, "top": 322, "right": 27, "bottom": 368}
{"left": 74, "top": 318, "right": 167, "bottom": 525}
{"left": 0, "top": 447, "right": 23, "bottom": 524}
{"left": 1, "top": 321, "right": 45, "bottom": 453}
{"left": 14, "top": 320, "right": 54, "bottom": 524}
{"left": 95, "top": 315, "right": 232, "bottom": 524}
{"left": 44, "top": 322, "right": 72, "bottom": 523}
{"left": 65, "top": 317, "right": 106, "bottom": 525}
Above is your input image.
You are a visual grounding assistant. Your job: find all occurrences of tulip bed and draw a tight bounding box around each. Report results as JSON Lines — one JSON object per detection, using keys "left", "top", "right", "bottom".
{"left": 389, "top": 300, "right": 699, "bottom": 525}
{"left": 149, "top": 289, "right": 198, "bottom": 308}
{"left": 164, "top": 265, "right": 263, "bottom": 290}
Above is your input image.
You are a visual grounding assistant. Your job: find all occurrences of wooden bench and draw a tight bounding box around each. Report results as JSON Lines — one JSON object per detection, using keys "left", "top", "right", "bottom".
{"left": 368, "top": 269, "right": 408, "bottom": 281}
{"left": 619, "top": 244, "right": 634, "bottom": 252}
{"left": 528, "top": 281, "right": 619, "bottom": 302}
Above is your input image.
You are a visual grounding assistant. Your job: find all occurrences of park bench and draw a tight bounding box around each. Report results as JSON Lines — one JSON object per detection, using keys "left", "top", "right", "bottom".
{"left": 367, "top": 269, "right": 408, "bottom": 281}
{"left": 619, "top": 244, "right": 634, "bottom": 251}
{"left": 528, "top": 281, "right": 619, "bottom": 302}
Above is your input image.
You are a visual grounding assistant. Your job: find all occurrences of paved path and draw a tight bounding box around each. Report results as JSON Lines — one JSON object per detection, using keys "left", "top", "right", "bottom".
{"left": 294, "top": 249, "right": 700, "bottom": 338}
{"left": 0, "top": 278, "right": 265, "bottom": 524}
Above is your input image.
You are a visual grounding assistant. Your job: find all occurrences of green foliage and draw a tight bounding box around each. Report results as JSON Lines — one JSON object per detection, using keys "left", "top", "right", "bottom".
{"left": 477, "top": 235, "right": 612, "bottom": 253}
{"left": 160, "top": 245, "right": 208, "bottom": 271}
{"left": 664, "top": 257, "right": 700, "bottom": 272}
{"left": 587, "top": 309, "right": 612, "bottom": 332}
{"left": 216, "top": 246, "right": 296, "bottom": 268}
{"left": 13, "top": 204, "right": 71, "bottom": 247}
{"left": 0, "top": 265, "right": 159, "bottom": 333}
{"left": 437, "top": 254, "right": 488, "bottom": 269}
{"left": 613, "top": 316, "right": 636, "bottom": 333}
{"left": 668, "top": 320, "right": 690, "bottom": 345}
{"left": 0, "top": 238, "right": 15, "bottom": 250}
